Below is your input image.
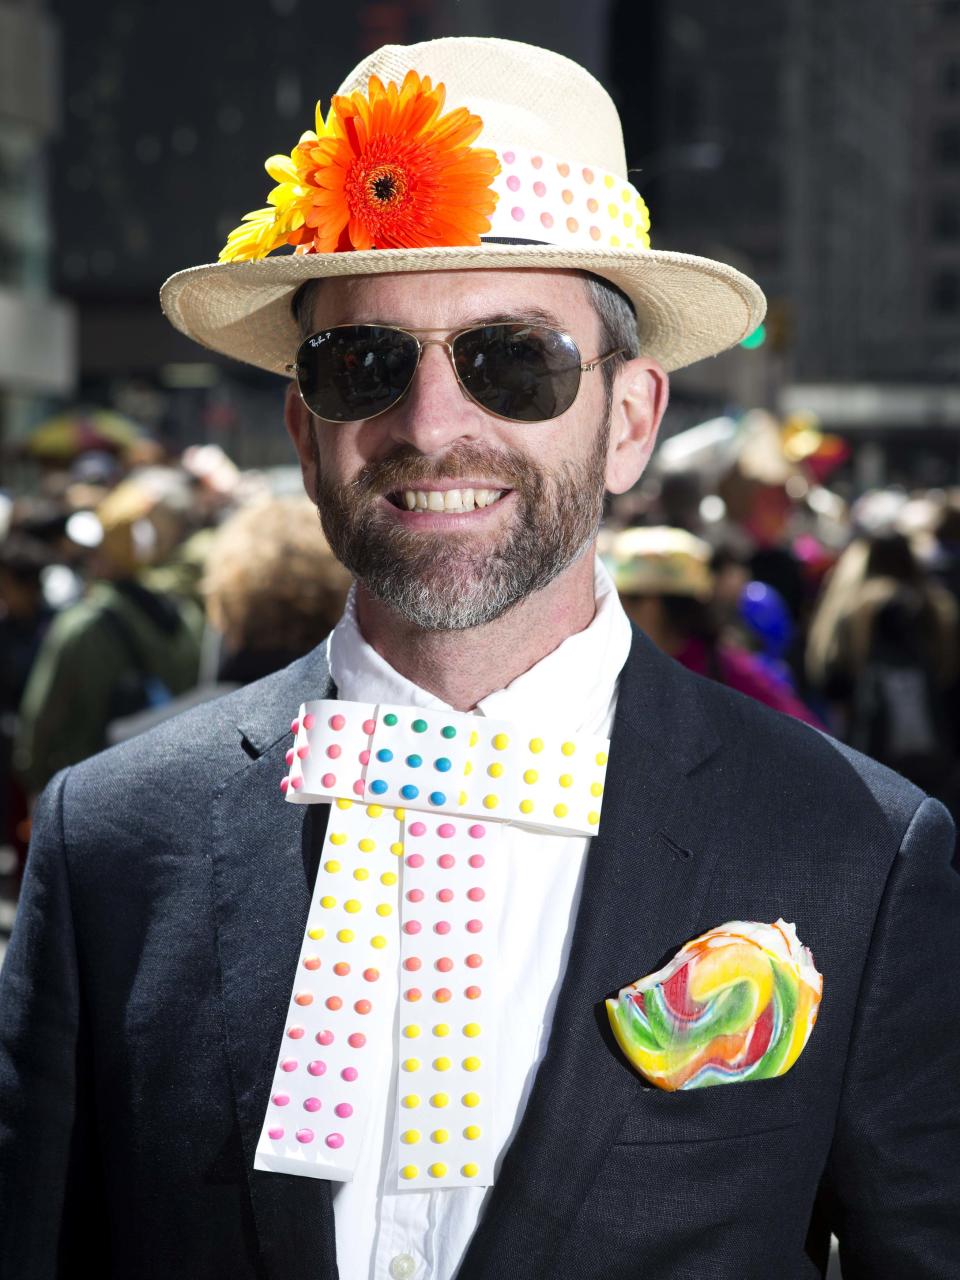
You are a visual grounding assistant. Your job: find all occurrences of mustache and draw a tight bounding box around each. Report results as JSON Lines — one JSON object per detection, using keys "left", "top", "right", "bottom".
{"left": 345, "top": 443, "right": 539, "bottom": 499}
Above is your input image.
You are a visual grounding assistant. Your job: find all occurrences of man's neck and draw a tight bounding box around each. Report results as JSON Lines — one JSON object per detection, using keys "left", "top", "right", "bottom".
{"left": 353, "top": 549, "right": 599, "bottom": 711}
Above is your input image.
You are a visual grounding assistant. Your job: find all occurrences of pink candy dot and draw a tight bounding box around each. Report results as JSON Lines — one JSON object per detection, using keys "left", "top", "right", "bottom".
{"left": 465, "top": 985, "right": 482, "bottom": 1000}
{"left": 290, "top": 777, "right": 303, "bottom": 791}
{"left": 287, "top": 1026, "right": 305, "bottom": 1039}
{"left": 327, "top": 744, "right": 342, "bottom": 759}
{"left": 436, "top": 957, "right": 453, "bottom": 972}
{"left": 268, "top": 1126, "right": 284, "bottom": 1139}
{"left": 325, "top": 1132, "right": 344, "bottom": 1149}
{"left": 362, "top": 719, "right": 376, "bottom": 734}
{"left": 407, "top": 854, "right": 424, "bottom": 869}
{"left": 297, "top": 745, "right": 310, "bottom": 759}
{"left": 316, "top": 1030, "right": 334, "bottom": 1046}
{"left": 437, "top": 823, "right": 455, "bottom": 839}
{"left": 329, "top": 714, "right": 346, "bottom": 731}
{"left": 468, "top": 825, "right": 486, "bottom": 840}
{"left": 467, "top": 919, "right": 483, "bottom": 934}
{"left": 307, "top": 1060, "right": 326, "bottom": 1076}
{"left": 302, "top": 714, "right": 315, "bottom": 730}
{"left": 281, "top": 1058, "right": 298, "bottom": 1072}
{"left": 359, "top": 750, "right": 371, "bottom": 765}
{"left": 533, "top": 180, "right": 546, "bottom": 196}
{"left": 466, "top": 954, "right": 483, "bottom": 968}
{"left": 303, "top": 955, "right": 321, "bottom": 970}
{"left": 296, "top": 1128, "right": 315, "bottom": 1144}
{"left": 467, "top": 888, "right": 485, "bottom": 902}
{"left": 291, "top": 718, "right": 300, "bottom": 734}
{"left": 280, "top": 778, "right": 289, "bottom": 794}
{"left": 438, "top": 854, "right": 455, "bottom": 869}
{"left": 407, "top": 888, "right": 424, "bottom": 903}
{"left": 540, "top": 212, "right": 554, "bottom": 229}
{"left": 348, "top": 1033, "right": 366, "bottom": 1048}
{"left": 468, "top": 854, "right": 485, "bottom": 869}
{"left": 285, "top": 749, "right": 294, "bottom": 766}
{"left": 304, "top": 1098, "right": 322, "bottom": 1112}
{"left": 437, "top": 888, "right": 454, "bottom": 903}
{"left": 511, "top": 206, "right": 525, "bottom": 221}
{"left": 322, "top": 773, "right": 337, "bottom": 789}
{"left": 335, "top": 1103, "right": 353, "bottom": 1119}
{"left": 404, "top": 957, "right": 422, "bottom": 972}
{"left": 409, "top": 821, "right": 427, "bottom": 837}
{"left": 506, "top": 174, "right": 520, "bottom": 192}
{"left": 404, "top": 921, "right": 422, "bottom": 935}
{"left": 342, "top": 1067, "right": 358, "bottom": 1082}
{"left": 435, "top": 921, "right": 451, "bottom": 935}
{"left": 272, "top": 1093, "right": 290, "bottom": 1106}
{"left": 503, "top": 150, "right": 515, "bottom": 163}
{"left": 353, "top": 780, "right": 365, "bottom": 795}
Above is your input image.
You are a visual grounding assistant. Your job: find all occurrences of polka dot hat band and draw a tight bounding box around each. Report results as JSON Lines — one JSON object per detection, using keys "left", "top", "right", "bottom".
{"left": 257, "top": 700, "right": 610, "bottom": 1190}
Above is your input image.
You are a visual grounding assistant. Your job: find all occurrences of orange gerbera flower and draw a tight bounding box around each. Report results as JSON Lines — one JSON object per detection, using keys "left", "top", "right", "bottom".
{"left": 220, "top": 71, "right": 500, "bottom": 261}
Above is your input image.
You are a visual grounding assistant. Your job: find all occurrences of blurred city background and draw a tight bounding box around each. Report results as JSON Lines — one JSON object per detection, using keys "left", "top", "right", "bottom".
{"left": 4, "top": 4, "right": 960, "bottom": 939}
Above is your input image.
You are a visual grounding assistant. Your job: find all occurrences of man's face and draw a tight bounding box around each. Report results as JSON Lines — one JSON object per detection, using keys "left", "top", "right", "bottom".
{"left": 288, "top": 268, "right": 621, "bottom": 631}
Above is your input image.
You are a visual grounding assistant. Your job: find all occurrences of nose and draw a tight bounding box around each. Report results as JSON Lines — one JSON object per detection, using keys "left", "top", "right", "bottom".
{"left": 384, "top": 338, "right": 487, "bottom": 454}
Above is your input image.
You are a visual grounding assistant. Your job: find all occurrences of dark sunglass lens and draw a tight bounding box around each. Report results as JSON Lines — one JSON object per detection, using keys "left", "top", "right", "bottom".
{"left": 297, "top": 326, "right": 419, "bottom": 421}
{"left": 453, "top": 325, "right": 582, "bottom": 421}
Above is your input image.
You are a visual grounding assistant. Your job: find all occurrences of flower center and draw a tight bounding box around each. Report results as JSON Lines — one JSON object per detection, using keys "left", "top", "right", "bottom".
{"left": 366, "top": 164, "right": 406, "bottom": 207}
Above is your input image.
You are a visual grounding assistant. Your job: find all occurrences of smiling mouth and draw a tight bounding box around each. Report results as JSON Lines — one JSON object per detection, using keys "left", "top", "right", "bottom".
{"left": 386, "top": 487, "right": 511, "bottom": 513}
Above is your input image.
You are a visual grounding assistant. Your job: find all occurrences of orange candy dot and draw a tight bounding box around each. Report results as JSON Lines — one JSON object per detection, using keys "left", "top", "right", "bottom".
{"left": 303, "top": 956, "right": 321, "bottom": 970}
{"left": 333, "top": 962, "right": 350, "bottom": 976}
{"left": 557, "top": 161, "right": 570, "bottom": 176}
{"left": 566, "top": 217, "right": 579, "bottom": 233}
{"left": 325, "top": 996, "right": 341, "bottom": 1011}
{"left": 590, "top": 226, "right": 602, "bottom": 241}
{"left": 582, "top": 167, "right": 594, "bottom": 183}
{"left": 404, "top": 957, "right": 422, "bottom": 972}
{"left": 587, "top": 197, "right": 599, "bottom": 213}
{"left": 363, "top": 968, "right": 379, "bottom": 982}
{"left": 540, "top": 212, "right": 554, "bottom": 228}
{"left": 562, "top": 189, "right": 574, "bottom": 205}
{"left": 434, "top": 988, "right": 452, "bottom": 1003}
{"left": 465, "top": 985, "right": 482, "bottom": 999}
{"left": 354, "top": 999, "right": 372, "bottom": 1015}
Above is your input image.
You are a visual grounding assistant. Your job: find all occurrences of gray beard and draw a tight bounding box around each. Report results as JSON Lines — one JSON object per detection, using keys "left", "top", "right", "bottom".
{"left": 309, "top": 427, "right": 609, "bottom": 632}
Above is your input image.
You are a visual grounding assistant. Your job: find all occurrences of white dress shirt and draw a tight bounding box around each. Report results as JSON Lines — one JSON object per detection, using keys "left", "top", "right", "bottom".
{"left": 326, "top": 557, "right": 632, "bottom": 1280}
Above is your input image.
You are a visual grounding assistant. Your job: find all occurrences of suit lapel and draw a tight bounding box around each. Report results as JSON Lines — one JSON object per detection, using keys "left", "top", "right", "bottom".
{"left": 458, "top": 632, "right": 723, "bottom": 1279}
{"left": 209, "top": 652, "right": 340, "bottom": 1280}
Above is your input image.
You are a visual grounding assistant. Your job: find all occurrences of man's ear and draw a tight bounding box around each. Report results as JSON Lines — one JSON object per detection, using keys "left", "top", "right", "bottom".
{"left": 605, "top": 357, "right": 669, "bottom": 495}
{"left": 284, "top": 382, "right": 318, "bottom": 495}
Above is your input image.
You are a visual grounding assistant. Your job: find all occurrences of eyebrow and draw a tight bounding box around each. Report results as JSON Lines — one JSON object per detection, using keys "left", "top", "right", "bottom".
{"left": 338, "top": 307, "right": 567, "bottom": 332}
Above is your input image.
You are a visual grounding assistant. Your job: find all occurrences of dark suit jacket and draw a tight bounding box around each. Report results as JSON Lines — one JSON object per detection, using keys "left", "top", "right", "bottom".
{"left": 2, "top": 629, "right": 959, "bottom": 1280}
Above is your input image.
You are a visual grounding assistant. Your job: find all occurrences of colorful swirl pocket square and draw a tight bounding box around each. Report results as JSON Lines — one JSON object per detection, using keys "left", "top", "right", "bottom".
{"left": 606, "top": 919, "right": 823, "bottom": 1091}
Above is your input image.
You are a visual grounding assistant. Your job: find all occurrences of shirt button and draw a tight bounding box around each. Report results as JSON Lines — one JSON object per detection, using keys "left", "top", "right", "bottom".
{"left": 389, "top": 1255, "right": 417, "bottom": 1280}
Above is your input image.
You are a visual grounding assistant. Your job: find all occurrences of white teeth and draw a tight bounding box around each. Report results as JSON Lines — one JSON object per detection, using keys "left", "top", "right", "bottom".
{"left": 461, "top": 488, "right": 475, "bottom": 510}
{"left": 404, "top": 491, "right": 416, "bottom": 510}
{"left": 415, "top": 491, "right": 429, "bottom": 510}
{"left": 427, "top": 491, "right": 445, "bottom": 512}
{"left": 399, "top": 488, "right": 504, "bottom": 513}
{"left": 443, "top": 489, "right": 462, "bottom": 511}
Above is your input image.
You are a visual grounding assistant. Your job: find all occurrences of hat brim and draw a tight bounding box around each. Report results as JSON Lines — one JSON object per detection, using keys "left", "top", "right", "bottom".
{"left": 159, "top": 243, "right": 766, "bottom": 377}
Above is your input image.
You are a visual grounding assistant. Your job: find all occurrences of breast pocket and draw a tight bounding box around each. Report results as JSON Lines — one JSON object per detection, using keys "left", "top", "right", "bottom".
{"left": 612, "top": 1074, "right": 808, "bottom": 1146}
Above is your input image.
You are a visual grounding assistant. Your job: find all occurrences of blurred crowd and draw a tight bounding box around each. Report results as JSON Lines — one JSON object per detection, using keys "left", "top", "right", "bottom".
{"left": 3, "top": 403, "right": 960, "bottom": 887}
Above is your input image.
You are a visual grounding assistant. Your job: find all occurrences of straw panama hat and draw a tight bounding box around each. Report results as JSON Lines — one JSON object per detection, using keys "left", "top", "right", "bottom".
{"left": 160, "top": 37, "right": 766, "bottom": 376}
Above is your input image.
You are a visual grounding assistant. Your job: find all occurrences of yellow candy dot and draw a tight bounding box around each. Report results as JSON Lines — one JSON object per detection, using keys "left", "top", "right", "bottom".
{"left": 463, "top": 1023, "right": 481, "bottom": 1038}
{"left": 529, "top": 738, "right": 544, "bottom": 754}
{"left": 376, "top": 903, "right": 392, "bottom": 917}
{"left": 428, "top": 1163, "right": 447, "bottom": 1179}
{"left": 358, "top": 838, "right": 375, "bottom": 853}
{"left": 353, "top": 868, "right": 369, "bottom": 881}
{"left": 345, "top": 899, "right": 361, "bottom": 913}
{"left": 402, "top": 1058, "right": 421, "bottom": 1072}
{"left": 431, "top": 1129, "right": 449, "bottom": 1144}
{"left": 335, "top": 798, "right": 352, "bottom": 810}
{"left": 462, "top": 1091, "right": 480, "bottom": 1107}
{"left": 390, "top": 842, "right": 404, "bottom": 857}
{"left": 487, "top": 762, "right": 503, "bottom": 778}
{"left": 611, "top": 234, "right": 621, "bottom": 247}
{"left": 458, "top": 791, "right": 468, "bottom": 806}
{"left": 464, "top": 1124, "right": 481, "bottom": 1140}
{"left": 604, "top": 173, "right": 614, "bottom": 188}
{"left": 380, "top": 871, "right": 397, "bottom": 886}
{"left": 464, "top": 761, "right": 473, "bottom": 776}
{"left": 433, "top": 1056, "right": 451, "bottom": 1071}
{"left": 588, "top": 811, "right": 601, "bottom": 825}
{"left": 559, "top": 774, "right": 573, "bottom": 788}
{"left": 394, "top": 808, "right": 406, "bottom": 821}
{"left": 590, "top": 782, "right": 603, "bottom": 797}
{"left": 561, "top": 742, "right": 575, "bottom": 757}
{"left": 554, "top": 803, "right": 569, "bottom": 819}
{"left": 492, "top": 733, "right": 509, "bottom": 750}
{"left": 307, "top": 927, "right": 325, "bottom": 941}
{"left": 469, "top": 731, "right": 479, "bottom": 747}
{"left": 523, "top": 769, "right": 538, "bottom": 784}
{"left": 402, "top": 1094, "right": 420, "bottom": 1109}
{"left": 624, "top": 212, "right": 634, "bottom": 227}
{"left": 403, "top": 1025, "right": 421, "bottom": 1039}
{"left": 366, "top": 804, "right": 383, "bottom": 818}
{"left": 462, "top": 1162, "right": 479, "bottom": 1178}
{"left": 320, "top": 895, "right": 336, "bottom": 909}
{"left": 463, "top": 1056, "right": 481, "bottom": 1072}
{"left": 519, "top": 799, "right": 535, "bottom": 815}
{"left": 430, "top": 1092, "right": 449, "bottom": 1107}
{"left": 337, "top": 929, "right": 354, "bottom": 943}
{"left": 483, "top": 795, "right": 499, "bottom": 810}
{"left": 608, "top": 203, "right": 619, "bottom": 220}
{"left": 400, "top": 1165, "right": 419, "bottom": 1180}
{"left": 401, "top": 1130, "right": 421, "bottom": 1145}
{"left": 433, "top": 1023, "right": 450, "bottom": 1037}
{"left": 329, "top": 833, "right": 347, "bottom": 846}
{"left": 324, "top": 859, "right": 341, "bottom": 873}
{"left": 371, "top": 934, "right": 387, "bottom": 949}
{"left": 596, "top": 751, "right": 608, "bottom": 766}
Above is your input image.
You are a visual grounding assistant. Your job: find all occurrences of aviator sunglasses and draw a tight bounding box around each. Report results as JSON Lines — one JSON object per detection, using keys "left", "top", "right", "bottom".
{"left": 288, "top": 323, "right": 625, "bottom": 424}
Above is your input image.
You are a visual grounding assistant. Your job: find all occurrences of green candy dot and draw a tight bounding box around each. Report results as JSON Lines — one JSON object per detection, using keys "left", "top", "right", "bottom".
{"left": 441, "top": 726, "right": 457, "bottom": 739}
{"left": 384, "top": 714, "right": 398, "bottom": 727}
{"left": 412, "top": 719, "right": 428, "bottom": 733}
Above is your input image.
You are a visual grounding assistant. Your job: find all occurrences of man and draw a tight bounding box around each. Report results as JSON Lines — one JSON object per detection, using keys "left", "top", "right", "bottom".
{"left": 2, "top": 35, "right": 958, "bottom": 1280}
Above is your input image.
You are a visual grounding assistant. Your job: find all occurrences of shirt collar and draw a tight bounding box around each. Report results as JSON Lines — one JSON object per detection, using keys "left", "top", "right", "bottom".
{"left": 327, "top": 556, "right": 631, "bottom": 735}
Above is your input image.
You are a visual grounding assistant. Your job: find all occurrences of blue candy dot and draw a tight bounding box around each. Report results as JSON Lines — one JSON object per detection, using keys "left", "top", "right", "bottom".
{"left": 376, "top": 748, "right": 394, "bottom": 763}
{"left": 406, "top": 754, "right": 423, "bottom": 768}
{"left": 370, "top": 779, "right": 388, "bottom": 795}
{"left": 434, "top": 757, "right": 452, "bottom": 772}
{"left": 429, "top": 791, "right": 447, "bottom": 806}
{"left": 401, "top": 784, "right": 419, "bottom": 800}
